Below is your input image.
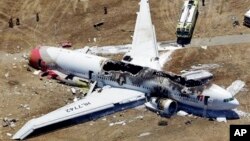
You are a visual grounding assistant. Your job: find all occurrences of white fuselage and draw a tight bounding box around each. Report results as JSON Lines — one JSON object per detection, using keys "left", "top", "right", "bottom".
{"left": 37, "top": 47, "right": 239, "bottom": 111}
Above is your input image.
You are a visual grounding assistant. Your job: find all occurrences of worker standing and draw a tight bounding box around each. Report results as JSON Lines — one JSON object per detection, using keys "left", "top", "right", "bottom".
{"left": 16, "top": 18, "right": 20, "bottom": 25}
{"left": 8, "top": 17, "right": 13, "bottom": 28}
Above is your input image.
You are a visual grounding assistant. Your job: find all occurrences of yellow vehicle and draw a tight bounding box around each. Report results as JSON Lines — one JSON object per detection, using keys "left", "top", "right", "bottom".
{"left": 176, "top": 0, "right": 199, "bottom": 38}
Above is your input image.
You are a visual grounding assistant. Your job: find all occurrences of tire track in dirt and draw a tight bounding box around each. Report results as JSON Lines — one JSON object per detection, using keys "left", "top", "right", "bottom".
{"left": 160, "top": 0, "right": 175, "bottom": 33}
{"left": 44, "top": 0, "right": 64, "bottom": 27}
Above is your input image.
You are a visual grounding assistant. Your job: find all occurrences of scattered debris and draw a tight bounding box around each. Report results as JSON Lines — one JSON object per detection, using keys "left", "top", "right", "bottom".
{"left": 33, "top": 70, "right": 41, "bottom": 75}
{"left": 109, "top": 120, "right": 126, "bottom": 126}
{"left": 4, "top": 72, "right": 9, "bottom": 78}
{"left": 216, "top": 117, "right": 227, "bottom": 123}
{"left": 185, "top": 120, "right": 192, "bottom": 125}
{"left": 158, "top": 120, "right": 168, "bottom": 126}
{"left": 93, "top": 21, "right": 104, "bottom": 30}
{"left": 138, "top": 132, "right": 151, "bottom": 137}
{"left": 93, "top": 38, "right": 97, "bottom": 43}
{"left": 73, "top": 97, "right": 78, "bottom": 102}
{"left": 71, "top": 88, "right": 77, "bottom": 94}
{"left": 177, "top": 110, "right": 189, "bottom": 116}
{"left": 59, "top": 41, "right": 72, "bottom": 48}
{"left": 120, "top": 29, "right": 133, "bottom": 33}
{"left": 19, "top": 104, "right": 31, "bottom": 110}
{"left": 231, "top": 16, "right": 240, "bottom": 27}
{"left": 2, "top": 117, "right": 18, "bottom": 127}
{"left": 22, "top": 54, "right": 28, "bottom": 60}
{"left": 200, "top": 45, "right": 207, "bottom": 49}
{"left": 135, "top": 115, "right": 144, "bottom": 120}
{"left": 26, "top": 67, "right": 32, "bottom": 72}
{"left": 6, "top": 133, "right": 12, "bottom": 137}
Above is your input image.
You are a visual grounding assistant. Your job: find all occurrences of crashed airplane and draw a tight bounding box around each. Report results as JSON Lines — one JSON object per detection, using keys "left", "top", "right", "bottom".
{"left": 13, "top": 0, "right": 240, "bottom": 140}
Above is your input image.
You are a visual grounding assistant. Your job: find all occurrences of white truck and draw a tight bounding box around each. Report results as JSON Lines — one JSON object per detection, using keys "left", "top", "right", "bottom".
{"left": 176, "top": 0, "right": 199, "bottom": 38}
{"left": 244, "top": 9, "right": 250, "bottom": 27}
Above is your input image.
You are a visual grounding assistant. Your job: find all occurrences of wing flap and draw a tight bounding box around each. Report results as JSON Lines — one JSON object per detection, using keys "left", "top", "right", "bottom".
{"left": 13, "top": 87, "right": 145, "bottom": 140}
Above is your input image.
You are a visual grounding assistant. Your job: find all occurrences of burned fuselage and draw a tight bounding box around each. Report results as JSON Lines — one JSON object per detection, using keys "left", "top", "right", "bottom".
{"left": 95, "top": 60, "right": 211, "bottom": 109}
{"left": 30, "top": 46, "right": 234, "bottom": 111}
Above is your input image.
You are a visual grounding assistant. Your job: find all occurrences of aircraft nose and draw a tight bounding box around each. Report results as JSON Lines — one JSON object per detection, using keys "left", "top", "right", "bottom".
{"left": 29, "top": 47, "right": 41, "bottom": 69}
{"left": 228, "top": 98, "right": 240, "bottom": 109}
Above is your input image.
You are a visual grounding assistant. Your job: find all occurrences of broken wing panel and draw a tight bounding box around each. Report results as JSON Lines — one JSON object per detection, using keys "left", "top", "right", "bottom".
{"left": 12, "top": 87, "right": 145, "bottom": 140}
{"left": 123, "top": 0, "right": 161, "bottom": 70}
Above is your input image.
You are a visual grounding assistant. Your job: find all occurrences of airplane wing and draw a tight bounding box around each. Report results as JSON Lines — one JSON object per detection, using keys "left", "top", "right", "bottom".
{"left": 12, "top": 87, "right": 145, "bottom": 140}
{"left": 122, "top": 0, "right": 161, "bottom": 70}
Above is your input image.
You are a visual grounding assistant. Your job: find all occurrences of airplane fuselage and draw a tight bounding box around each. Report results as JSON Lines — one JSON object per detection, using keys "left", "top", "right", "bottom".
{"left": 30, "top": 46, "right": 239, "bottom": 111}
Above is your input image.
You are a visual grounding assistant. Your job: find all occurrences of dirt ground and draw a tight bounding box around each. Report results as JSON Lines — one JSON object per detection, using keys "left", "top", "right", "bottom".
{"left": 1, "top": 0, "right": 250, "bottom": 141}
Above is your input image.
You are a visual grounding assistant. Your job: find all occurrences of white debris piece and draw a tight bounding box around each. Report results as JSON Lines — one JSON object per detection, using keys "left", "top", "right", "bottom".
{"left": 71, "top": 88, "right": 76, "bottom": 94}
{"left": 226, "top": 80, "right": 245, "bottom": 96}
{"left": 10, "top": 122, "right": 16, "bottom": 127}
{"left": 22, "top": 54, "right": 28, "bottom": 60}
{"left": 33, "top": 70, "right": 41, "bottom": 75}
{"left": 135, "top": 115, "right": 144, "bottom": 119}
{"left": 109, "top": 120, "right": 126, "bottom": 126}
{"left": 138, "top": 132, "right": 151, "bottom": 137}
{"left": 7, "top": 133, "right": 12, "bottom": 137}
{"left": 201, "top": 45, "right": 207, "bottom": 50}
{"left": 4, "top": 72, "right": 9, "bottom": 78}
{"left": 216, "top": 117, "right": 227, "bottom": 123}
{"left": 73, "top": 97, "right": 78, "bottom": 102}
{"left": 20, "top": 104, "right": 30, "bottom": 110}
{"left": 177, "top": 110, "right": 189, "bottom": 116}
{"left": 93, "top": 38, "right": 96, "bottom": 42}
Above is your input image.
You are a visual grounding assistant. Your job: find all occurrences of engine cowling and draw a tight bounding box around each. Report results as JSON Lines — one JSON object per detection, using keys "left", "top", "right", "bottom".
{"left": 145, "top": 97, "right": 178, "bottom": 115}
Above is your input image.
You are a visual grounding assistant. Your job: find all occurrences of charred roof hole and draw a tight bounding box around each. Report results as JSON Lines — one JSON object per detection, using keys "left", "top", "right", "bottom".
{"left": 153, "top": 71, "right": 203, "bottom": 87}
{"left": 102, "top": 61, "right": 143, "bottom": 75}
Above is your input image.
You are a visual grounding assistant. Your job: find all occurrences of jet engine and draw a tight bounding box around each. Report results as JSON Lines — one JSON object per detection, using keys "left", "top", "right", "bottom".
{"left": 145, "top": 97, "right": 178, "bottom": 115}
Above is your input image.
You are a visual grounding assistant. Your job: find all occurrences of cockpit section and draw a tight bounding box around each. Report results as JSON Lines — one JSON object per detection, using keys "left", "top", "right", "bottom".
{"left": 102, "top": 60, "right": 143, "bottom": 75}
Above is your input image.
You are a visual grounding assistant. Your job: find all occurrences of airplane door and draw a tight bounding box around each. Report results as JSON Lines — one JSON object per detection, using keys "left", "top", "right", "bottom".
{"left": 204, "top": 96, "right": 210, "bottom": 106}
{"left": 88, "top": 71, "right": 93, "bottom": 80}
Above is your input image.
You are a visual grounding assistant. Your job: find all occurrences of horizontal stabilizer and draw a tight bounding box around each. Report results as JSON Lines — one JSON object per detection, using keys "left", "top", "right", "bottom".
{"left": 226, "top": 80, "right": 245, "bottom": 96}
